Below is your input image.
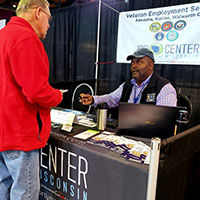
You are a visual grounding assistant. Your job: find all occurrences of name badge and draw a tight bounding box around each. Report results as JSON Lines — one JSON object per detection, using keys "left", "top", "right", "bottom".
{"left": 146, "top": 93, "right": 156, "bottom": 103}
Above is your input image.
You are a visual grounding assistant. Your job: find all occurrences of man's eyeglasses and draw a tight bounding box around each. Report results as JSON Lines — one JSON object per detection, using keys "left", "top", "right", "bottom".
{"left": 32, "top": 7, "right": 53, "bottom": 23}
{"left": 40, "top": 8, "right": 53, "bottom": 23}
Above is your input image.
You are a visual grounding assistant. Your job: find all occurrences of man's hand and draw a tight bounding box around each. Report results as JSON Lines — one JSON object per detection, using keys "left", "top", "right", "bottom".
{"left": 79, "top": 93, "right": 94, "bottom": 105}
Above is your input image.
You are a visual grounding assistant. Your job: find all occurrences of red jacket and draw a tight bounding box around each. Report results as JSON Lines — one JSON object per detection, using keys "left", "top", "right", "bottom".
{"left": 0, "top": 17, "right": 62, "bottom": 151}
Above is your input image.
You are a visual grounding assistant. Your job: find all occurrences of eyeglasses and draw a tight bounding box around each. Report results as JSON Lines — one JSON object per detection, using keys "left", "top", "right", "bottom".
{"left": 32, "top": 7, "right": 53, "bottom": 23}
{"left": 40, "top": 8, "right": 53, "bottom": 23}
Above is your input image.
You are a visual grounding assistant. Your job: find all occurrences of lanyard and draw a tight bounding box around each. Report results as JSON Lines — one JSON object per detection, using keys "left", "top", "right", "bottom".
{"left": 133, "top": 79, "right": 150, "bottom": 104}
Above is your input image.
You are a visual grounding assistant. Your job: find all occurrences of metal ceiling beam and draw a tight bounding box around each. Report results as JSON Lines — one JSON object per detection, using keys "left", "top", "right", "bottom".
{"left": 0, "top": 5, "right": 15, "bottom": 12}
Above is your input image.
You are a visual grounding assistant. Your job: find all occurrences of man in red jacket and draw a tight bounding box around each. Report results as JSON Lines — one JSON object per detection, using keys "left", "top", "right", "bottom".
{"left": 0, "top": 0, "right": 63, "bottom": 199}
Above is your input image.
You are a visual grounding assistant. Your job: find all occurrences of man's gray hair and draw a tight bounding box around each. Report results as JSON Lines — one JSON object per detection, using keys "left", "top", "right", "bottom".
{"left": 16, "top": 0, "right": 49, "bottom": 16}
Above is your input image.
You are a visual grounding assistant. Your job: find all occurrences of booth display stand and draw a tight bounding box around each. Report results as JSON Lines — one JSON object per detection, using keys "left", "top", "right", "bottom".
{"left": 39, "top": 124, "right": 200, "bottom": 200}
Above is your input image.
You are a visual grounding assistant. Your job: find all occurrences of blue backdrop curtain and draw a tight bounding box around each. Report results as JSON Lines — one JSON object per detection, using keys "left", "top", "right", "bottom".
{"left": 43, "top": 0, "right": 200, "bottom": 127}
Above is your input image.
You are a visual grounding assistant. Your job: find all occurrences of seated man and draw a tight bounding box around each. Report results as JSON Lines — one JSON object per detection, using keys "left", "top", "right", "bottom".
{"left": 80, "top": 48, "right": 177, "bottom": 114}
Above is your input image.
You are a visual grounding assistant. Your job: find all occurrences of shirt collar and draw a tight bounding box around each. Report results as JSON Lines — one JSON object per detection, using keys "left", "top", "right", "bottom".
{"left": 131, "top": 73, "right": 153, "bottom": 87}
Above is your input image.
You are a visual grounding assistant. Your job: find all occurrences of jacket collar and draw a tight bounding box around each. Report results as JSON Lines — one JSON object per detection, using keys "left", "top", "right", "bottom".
{"left": 8, "top": 16, "right": 37, "bottom": 37}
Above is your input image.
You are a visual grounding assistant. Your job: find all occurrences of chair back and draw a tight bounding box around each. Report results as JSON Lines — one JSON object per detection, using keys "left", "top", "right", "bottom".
{"left": 71, "top": 83, "right": 94, "bottom": 113}
{"left": 177, "top": 93, "right": 193, "bottom": 120}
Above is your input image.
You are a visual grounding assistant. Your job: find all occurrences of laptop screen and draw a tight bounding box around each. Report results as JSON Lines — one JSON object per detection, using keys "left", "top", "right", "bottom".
{"left": 117, "top": 103, "right": 182, "bottom": 139}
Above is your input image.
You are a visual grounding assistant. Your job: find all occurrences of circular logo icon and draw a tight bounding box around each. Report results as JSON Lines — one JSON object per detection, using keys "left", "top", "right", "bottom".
{"left": 166, "top": 31, "right": 179, "bottom": 41}
{"left": 161, "top": 21, "right": 173, "bottom": 32}
{"left": 149, "top": 43, "right": 164, "bottom": 55}
{"left": 154, "top": 32, "right": 164, "bottom": 41}
{"left": 149, "top": 22, "right": 161, "bottom": 32}
{"left": 174, "top": 20, "right": 186, "bottom": 31}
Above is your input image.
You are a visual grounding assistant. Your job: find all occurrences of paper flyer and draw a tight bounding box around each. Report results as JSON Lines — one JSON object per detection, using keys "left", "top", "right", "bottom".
{"left": 74, "top": 130, "right": 100, "bottom": 140}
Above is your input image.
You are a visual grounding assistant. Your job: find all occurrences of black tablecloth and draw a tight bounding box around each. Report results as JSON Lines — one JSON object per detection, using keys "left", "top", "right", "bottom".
{"left": 39, "top": 125, "right": 150, "bottom": 200}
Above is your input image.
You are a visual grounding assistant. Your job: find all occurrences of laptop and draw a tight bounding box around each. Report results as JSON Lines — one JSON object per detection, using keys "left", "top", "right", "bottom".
{"left": 117, "top": 103, "right": 184, "bottom": 139}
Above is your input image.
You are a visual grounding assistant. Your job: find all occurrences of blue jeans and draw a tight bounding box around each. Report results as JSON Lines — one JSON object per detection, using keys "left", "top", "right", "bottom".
{"left": 0, "top": 149, "right": 40, "bottom": 200}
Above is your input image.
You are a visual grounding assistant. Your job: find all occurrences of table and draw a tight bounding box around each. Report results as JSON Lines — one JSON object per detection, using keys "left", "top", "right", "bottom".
{"left": 39, "top": 125, "right": 150, "bottom": 200}
{"left": 40, "top": 104, "right": 200, "bottom": 200}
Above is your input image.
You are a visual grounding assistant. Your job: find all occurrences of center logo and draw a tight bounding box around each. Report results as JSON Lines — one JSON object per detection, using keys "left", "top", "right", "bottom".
{"left": 149, "top": 43, "right": 164, "bottom": 55}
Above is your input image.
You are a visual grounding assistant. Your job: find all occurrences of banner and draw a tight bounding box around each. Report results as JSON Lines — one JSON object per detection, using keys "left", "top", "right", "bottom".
{"left": 116, "top": 3, "right": 200, "bottom": 65}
